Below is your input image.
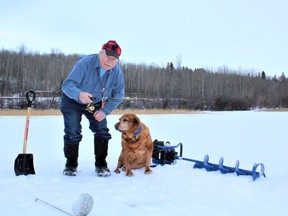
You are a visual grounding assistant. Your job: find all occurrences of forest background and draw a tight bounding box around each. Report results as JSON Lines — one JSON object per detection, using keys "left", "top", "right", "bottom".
{"left": 0, "top": 47, "right": 288, "bottom": 111}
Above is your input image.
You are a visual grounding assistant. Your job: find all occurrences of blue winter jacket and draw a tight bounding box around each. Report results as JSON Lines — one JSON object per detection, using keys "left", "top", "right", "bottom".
{"left": 62, "top": 54, "right": 125, "bottom": 115}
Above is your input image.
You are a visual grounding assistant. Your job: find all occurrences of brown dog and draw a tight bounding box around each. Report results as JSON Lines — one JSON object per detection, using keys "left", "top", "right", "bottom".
{"left": 114, "top": 114, "right": 153, "bottom": 176}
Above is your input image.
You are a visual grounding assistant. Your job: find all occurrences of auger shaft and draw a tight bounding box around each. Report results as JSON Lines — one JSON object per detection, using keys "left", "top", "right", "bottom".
{"left": 153, "top": 142, "right": 266, "bottom": 181}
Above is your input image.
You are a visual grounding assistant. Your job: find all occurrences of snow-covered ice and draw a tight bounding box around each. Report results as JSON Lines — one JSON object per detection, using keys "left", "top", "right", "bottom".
{"left": 0, "top": 110, "right": 287, "bottom": 216}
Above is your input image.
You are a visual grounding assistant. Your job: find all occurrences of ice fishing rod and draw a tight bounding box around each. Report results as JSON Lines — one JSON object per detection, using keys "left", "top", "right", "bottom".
{"left": 35, "top": 198, "right": 73, "bottom": 216}
{"left": 86, "top": 96, "right": 130, "bottom": 113}
{"left": 35, "top": 193, "right": 94, "bottom": 216}
{"left": 90, "top": 96, "right": 131, "bottom": 101}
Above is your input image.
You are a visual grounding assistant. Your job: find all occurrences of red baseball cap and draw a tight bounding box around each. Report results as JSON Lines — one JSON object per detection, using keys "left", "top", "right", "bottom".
{"left": 102, "top": 40, "right": 122, "bottom": 59}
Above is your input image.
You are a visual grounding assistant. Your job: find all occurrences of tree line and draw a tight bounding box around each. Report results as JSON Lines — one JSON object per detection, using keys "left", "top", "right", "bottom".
{"left": 0, "top": 47, "right": 287, "bottom": 110}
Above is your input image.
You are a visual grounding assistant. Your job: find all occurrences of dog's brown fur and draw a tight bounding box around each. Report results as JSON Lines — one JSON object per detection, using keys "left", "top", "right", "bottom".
{"left": 114, "top": 114, "right": 153, "bottom": 176}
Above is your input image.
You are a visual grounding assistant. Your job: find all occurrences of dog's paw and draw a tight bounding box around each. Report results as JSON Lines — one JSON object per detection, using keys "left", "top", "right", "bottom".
{"left": 144, "top": 168, "right": 152, "bottom": 175}
{"left": 125, "top": 170, "right": 134, "bottom": 177}
{"left": 114, "top": 169, "right": 121, "bottom": 174}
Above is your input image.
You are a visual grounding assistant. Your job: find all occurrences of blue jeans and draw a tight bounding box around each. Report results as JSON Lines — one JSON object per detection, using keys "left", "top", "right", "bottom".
{"left": 60, "top": 94, "right": 111, "bottom": 145}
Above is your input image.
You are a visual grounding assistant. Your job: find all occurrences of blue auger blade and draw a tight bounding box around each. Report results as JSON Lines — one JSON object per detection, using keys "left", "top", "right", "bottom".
{"left": 218, "top": 157, "right": 236, "bottom": 174}
{"left": 235, "top": 161, "right": 266, "bottom": 181}
{"left": 176, "top": 155, "right": 209, "bottom": 169}
{"left": 193, "top": 161, "right": 205, "bottom": 169}
{"left": 163, "top": 142, "right": 266, "bottom": 181}
{"left": 235, "top": 160, "right": 251, "bottom": 176}
{"left": 181, "top": 154, "right": 220, "bottom": 171}
{"left": 203, "top": 155, "right": 219, "bottom": 172}
{"left": 176, "top": 156, "right": 209, "bottom": 169}
{"left": 252, "top": 163, "right": 266, "bottom": 181}
{"left": 235, "top": 160, "right": 255, "bottom": 176}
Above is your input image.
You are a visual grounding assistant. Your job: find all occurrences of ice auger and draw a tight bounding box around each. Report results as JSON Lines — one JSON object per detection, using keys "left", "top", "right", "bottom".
{"left": 152, "top": 140, "right": 266, "bottom": 181}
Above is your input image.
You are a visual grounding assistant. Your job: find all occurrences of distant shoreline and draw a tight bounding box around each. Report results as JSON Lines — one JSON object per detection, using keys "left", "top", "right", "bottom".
{"left": 0, "top": 109, "right": 204, "bottom": 116}
{"left": 0, "top": 108, "right": 287, "bottom": 116}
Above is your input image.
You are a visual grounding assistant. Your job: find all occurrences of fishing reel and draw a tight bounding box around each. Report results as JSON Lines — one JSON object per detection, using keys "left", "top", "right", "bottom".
{"left": 86, "top": 103, "right": 96, "bottom": 113}
{"left": 86, "top": 99, "right": 102, "bottom": 114}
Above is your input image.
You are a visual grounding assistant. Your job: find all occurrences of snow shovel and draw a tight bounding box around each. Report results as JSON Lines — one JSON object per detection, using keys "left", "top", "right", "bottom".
{"left": 14, "top": 90, "right": 36, "bottom": 176}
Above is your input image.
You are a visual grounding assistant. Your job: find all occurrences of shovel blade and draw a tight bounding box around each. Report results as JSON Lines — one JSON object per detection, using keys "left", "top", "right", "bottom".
{"left": 14, "top": 154, "right": 35, "bottom": 176}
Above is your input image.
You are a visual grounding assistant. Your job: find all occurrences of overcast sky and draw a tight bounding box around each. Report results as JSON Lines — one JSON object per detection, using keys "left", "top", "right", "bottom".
{"left": 1, "top": 0, "right": 287, "bottom": 77}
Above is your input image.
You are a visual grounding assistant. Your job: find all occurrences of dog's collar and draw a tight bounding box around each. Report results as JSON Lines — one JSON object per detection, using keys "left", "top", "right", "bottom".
{"left": 133, "top": 125, "right": 142, "bottom": 138}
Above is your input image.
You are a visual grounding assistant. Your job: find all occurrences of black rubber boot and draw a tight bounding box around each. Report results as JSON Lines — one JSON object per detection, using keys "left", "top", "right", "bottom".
{"left": 94, "top": 139, "right": 110, "bottom": 177}
{"left": 63, "top": 144, "right": 79, "bottom": 176}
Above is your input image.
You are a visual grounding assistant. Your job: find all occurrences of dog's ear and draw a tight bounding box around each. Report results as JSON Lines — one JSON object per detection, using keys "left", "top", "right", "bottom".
{"left": 132, "top": 114, "right": 140, "bottom": 129}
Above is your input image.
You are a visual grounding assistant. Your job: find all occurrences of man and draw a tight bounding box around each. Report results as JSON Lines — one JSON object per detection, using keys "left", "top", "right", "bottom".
{"left": 61, "top": 40, "right": 125, "bottom": 177}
